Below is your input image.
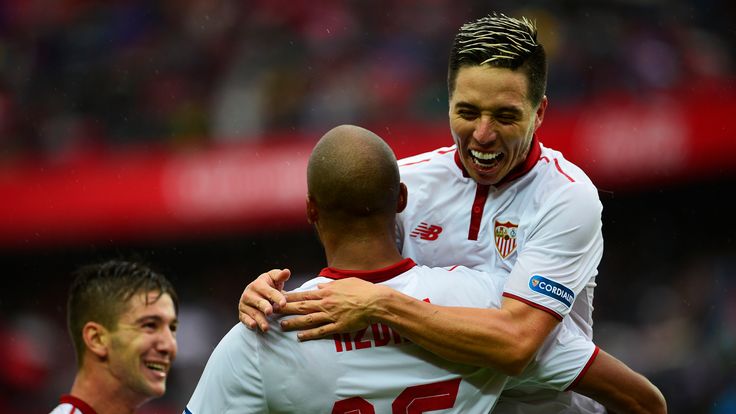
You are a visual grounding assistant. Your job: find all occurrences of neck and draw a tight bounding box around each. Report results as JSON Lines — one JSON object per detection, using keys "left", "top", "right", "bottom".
{"left": 319, "top": 221, "right": 404, "bottom": 271}
{"left": 71, "top": 364, "right": 144, "bottom": 414}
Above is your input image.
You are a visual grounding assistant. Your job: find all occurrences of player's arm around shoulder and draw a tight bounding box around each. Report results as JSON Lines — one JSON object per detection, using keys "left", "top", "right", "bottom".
{"left": 365, "top": 267, "right": 559, "bottom": 376}
{"left": 275, "top": 265, "right": 543, "bottom": 375}
{"left": 496, "top": 182, "right": 605, "bottom": 371}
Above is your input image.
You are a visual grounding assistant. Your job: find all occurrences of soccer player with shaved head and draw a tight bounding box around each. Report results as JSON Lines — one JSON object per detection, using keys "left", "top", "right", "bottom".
{"left": 188, "top": 125, "right": 663, "bottom": 413}
{"left": 239, "top": 13, "right": 667, "bottom": 413}
{"left": 51, "top": 260, "right": 178, "bottom": 414}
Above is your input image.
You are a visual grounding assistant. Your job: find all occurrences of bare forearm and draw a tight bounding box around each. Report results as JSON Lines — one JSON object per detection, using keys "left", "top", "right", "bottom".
{"left": 371, "top": 287, "right": 551, "bottom": 375}
{"left": 574, "top": 349, "right": 667, "bottom": 414}
{"left": 279, "top": 279, "right": 558, "bottom": 374}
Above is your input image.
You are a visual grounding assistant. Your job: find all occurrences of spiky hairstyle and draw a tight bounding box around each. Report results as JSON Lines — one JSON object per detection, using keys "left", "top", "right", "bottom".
{"left": 448, "top": 13, "right": 547, "bottom": 107}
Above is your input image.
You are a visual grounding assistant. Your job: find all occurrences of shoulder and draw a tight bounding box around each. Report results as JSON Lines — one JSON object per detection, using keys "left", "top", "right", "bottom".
{"left": 407, "top": 265, "right": 504, "bottom": 308}
{"left": 536, "top": 145, "right": 597, "bottom": 190}
{"left": 207, "top": 323, "right": 260, "bottom": 366}
{"left": 398, "top": 145, "right": 456, "bottom": 167}
{"left": 522, "top": 145, "right": 601, "bottom": 212}
{"left": 186, "top": 324, "right": 268, "bottom": 413}
{"left": 290, "top": 276, "right": 332, "bottom": 292}
{"left": 399, "top": 146, "right": 457, "bottom": 176}
{"left": 398, "top": 146, "right": 467, "bottom": 197}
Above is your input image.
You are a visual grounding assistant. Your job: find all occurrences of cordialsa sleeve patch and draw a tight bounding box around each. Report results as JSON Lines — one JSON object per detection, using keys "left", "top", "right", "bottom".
{"left": 529, "top": 275, "right": 574, "bottom": 307}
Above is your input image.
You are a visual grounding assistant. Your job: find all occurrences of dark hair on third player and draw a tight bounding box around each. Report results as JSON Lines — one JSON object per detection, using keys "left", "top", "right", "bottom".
{"left": 67, "top": 259, "right": 178, "bottom": 366}
{"left": 307, "top": 124, "right": 400, "bottom": 222}
{"left": 447, "top": 13, "right": 548, "bottom": 107}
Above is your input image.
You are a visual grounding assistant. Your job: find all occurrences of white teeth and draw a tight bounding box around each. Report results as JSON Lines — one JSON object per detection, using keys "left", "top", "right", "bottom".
{"left": 470, "top": 150, "right": 500, "bottom": 160}
{"left": 146, "top": 362, "right": 167, "bottom": 372}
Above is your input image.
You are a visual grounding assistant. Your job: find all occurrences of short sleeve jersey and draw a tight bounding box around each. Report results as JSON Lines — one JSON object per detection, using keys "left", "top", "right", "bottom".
{"left": 397, "top": 137, "right": 603, "bottom": 337}
{"left": 185, "top": 259, "right": 597, "bottom": 414}
{"left": 49, "top": 395, "right": 97, "bottom": 414}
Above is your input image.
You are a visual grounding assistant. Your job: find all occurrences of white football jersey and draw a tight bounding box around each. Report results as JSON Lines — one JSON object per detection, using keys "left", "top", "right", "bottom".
{"left": 396, "top": 138, "right": 605, "bottom": 413}
{"left": 185, "top": 259, "right": 597, "bottom": 414}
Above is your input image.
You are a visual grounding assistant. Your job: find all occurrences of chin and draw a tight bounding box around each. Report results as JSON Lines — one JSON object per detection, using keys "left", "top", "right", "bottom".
{"left": 144, "top": 382, "right": 167, "bottom": 398}
{"left": 469, "top": 171, "right": 500, "bottom": 186}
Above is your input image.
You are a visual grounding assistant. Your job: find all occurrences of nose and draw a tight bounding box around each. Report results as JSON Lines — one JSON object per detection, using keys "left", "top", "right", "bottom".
{"left": 473, "top": 116, "right": 497, "bottom": 145}
{"left": 157, "top": 326, "right": 178, "bottom": 358}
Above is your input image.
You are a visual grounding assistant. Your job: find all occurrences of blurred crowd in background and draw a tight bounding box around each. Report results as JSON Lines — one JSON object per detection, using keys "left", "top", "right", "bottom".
{"left": 1, "top": 0, "right": 733, "bottom": 161}
{"left": 1, "top": 1, "right": 735, "bottom": 413}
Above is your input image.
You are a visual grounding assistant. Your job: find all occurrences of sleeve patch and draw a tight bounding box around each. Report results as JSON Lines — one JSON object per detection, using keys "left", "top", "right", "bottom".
{"left": 529, "top": 275, "right": 575, "bottom": 308}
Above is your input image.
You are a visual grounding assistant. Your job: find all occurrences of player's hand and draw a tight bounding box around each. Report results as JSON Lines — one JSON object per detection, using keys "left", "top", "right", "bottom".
{"left": 238, "top": 268, "right": 291, "bottom": 332}
{"left": 278, "top": 277, "right": 386, "bottom": 341}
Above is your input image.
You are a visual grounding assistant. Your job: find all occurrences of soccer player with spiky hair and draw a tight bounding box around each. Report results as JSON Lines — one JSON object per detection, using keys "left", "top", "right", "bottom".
{"left": 239, "top": 13, "right": 666, "bottom": 413}
{"left": 188, "top": 125, "right": 663, "bottom": 413}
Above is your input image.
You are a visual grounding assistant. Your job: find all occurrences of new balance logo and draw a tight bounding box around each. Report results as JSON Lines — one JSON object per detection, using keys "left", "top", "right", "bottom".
{"left": 410, "top": 222, "right": 443, "bottom": 241}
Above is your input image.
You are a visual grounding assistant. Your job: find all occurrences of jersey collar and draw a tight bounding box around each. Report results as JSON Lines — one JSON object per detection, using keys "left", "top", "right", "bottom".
{"left": 453, "top": 135, "right": 541, "bottom": 186}
{"left": 319, "top": 258, "right": 416, "bottom": 283}
{"left": 59, "top": 395, "right": 98, "bottom": 414}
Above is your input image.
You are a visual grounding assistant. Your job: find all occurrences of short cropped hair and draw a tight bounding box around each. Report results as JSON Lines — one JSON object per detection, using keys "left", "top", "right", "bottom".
{"left": 448, "top": 13, "right": 547, "bottom": 107}
{"left": 67, "top": 259, "right": 178, "bottom": 366}
{"left": 307, "top": 125, "right": 400, "bottom": 220}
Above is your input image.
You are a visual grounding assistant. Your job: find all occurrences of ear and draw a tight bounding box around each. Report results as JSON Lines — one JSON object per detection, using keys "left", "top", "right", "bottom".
{"left": 306, "top": 195, "right": 318, "bottom": 225}
{"left": 397, "top": 183, "right": 408, "bottom": 214}
{"left": 534, "top": 95, "right": 548, "bottom": 131}
{"left": 82, "top": 321, "right": 109, "bottom": 359}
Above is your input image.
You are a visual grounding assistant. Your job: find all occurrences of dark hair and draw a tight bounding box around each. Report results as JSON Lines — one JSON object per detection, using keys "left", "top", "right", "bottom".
{"left": 67, "top": 259, "right": 178, "bottom": 366}
{"left": 447, "top": 13, "right": 548, "bottom": 107}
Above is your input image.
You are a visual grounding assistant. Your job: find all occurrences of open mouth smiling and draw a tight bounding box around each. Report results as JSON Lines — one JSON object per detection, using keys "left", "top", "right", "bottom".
{"left": 144, "top": 361, "right": 169, "bottom": 377}
{"left": 470, "top": 149, "right": 504, "bottom": 169}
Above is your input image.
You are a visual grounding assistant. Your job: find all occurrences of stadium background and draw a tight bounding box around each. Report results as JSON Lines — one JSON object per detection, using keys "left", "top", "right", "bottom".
{"left": 1, "top": 0, "right": 734, "bottom": 413}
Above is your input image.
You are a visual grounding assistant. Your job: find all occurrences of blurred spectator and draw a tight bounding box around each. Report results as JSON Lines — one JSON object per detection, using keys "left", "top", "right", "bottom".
{"left": 0, "top": 1, "right": 734, "bottom": 413}
{"left": 0, "top": 0, "right": 733, "bottom": 161}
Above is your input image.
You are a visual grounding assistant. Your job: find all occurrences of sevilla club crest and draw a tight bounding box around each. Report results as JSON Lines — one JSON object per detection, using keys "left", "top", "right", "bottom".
{"left": 494, "top": 220, "right": 518, "bottom": 259}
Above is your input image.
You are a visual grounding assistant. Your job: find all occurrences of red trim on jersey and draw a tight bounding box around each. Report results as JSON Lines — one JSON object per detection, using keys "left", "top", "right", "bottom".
{"left": 553, "top": 158, "right": 575, "bottom": 182}
{"left": 454, "top": 150, "right": 469, "bottom": 177}
{"left": 501, "top": 292, "right": 564, "bottom": 321}
{"left": 497, "top": 135, "right": 542, "bottom": 186}
{"left": 447, "top": 265, "right": 460, "bottom": 271}
{"left": 456, "top": 137, "right": 541, "bottom": 241}
{"left": 400, "top": 147, "right": 456, "bottom": 168}
{"left": 468, "top": 184, "right": 490, "bottom": 240}
{"left": 565, "top": 346, "right": 600, "bottom": 391}
{"left": 319, "top": 258, "right": 417, "bottom": 283}
{"left": 59, "top": 395, "right": 98, "bottom": 414}
{"left": 401, "top": 158, "right": 431, "bottom": 167}
{"left": 540, "top": 155, "right": 576, "bottom": 183}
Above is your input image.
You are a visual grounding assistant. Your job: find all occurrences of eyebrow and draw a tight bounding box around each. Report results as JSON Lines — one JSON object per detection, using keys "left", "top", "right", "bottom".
{"left": 454, "top": 101, "right": 524, "bottom": 115}
{"left": 134, "top": 315, "right": 179, "bottom": 326}
{"left": 454, "top": 102, "right": 478, "bottom": 110}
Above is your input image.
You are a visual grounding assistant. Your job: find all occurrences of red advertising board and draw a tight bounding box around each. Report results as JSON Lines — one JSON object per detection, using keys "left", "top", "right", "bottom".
{"left": 1, "top": 88, "right": 734, "bottom": 247}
